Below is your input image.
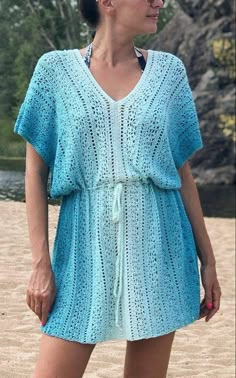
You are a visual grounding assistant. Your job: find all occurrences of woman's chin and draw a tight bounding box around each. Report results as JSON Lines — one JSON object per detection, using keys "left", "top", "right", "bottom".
{"left": 144, "top": 26, "right": 158, "bottom": 34}
{"left": 135, "top": 25, "right": 157, "bottom": 36}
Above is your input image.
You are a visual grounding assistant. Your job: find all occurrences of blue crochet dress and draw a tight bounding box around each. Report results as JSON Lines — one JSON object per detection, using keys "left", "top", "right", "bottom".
{"left": 13, "top": 48, "right": 204, "bottom": 344}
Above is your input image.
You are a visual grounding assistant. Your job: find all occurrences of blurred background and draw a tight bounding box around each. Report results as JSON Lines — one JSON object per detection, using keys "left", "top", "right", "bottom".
{"left": 0, "top": 0, "right": 235, "bottom": 217}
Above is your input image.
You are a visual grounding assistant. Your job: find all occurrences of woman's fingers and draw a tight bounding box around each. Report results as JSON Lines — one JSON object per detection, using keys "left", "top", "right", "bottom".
{"left": 30, "top": 294, "right": 35, "bottom": 316}
{"left": 25, "top": 268, "right": 56, "bottom": 324}
{"left": 205, "top": 285, "right": 221, "bottom": 322}
{"left": 200, "top": 265, "right": 222, "bottom": 322}
{"left": 199, "top": 282, "right": 221, "bottom": 322}
{"left": 41, "top": 296, "right": 53, "bottom": 326}
{"left": 198, "top": 301, "right": 209, "bottom": 320}
{"left": 26, "top": 287, "right": 41, "bottom": 320}
{"left": 26, "top": 288, "right": 53, "bottom": 323}
{"left": 204, "top": 291, "right": 213, "bottom": 310}
{"left": 34, "top": 291, "right": 43, "bottom": 320}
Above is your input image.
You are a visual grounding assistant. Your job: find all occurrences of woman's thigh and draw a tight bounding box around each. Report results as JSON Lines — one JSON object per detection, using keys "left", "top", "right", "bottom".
{"left": 123, "top": 331, "right": 176, "bottom": 378}
{"left": 32, "top": 333, "right": 96, "bottom": 378}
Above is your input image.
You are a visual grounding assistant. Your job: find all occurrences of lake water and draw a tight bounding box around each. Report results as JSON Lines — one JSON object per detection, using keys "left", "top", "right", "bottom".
{"left": 0, "top": 170, "right": 235, "bottom": 218}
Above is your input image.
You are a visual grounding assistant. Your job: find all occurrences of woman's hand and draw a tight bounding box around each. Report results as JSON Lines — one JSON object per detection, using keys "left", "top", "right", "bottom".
{"left": 198, "top": 263, "right": 221, "bottom": 322}
{"left": 26, "top": 265, "right": 56, "bottom": 326}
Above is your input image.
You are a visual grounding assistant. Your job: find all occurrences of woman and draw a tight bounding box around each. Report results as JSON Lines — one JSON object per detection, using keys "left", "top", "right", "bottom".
{"left": 13, "top": 0, "right": 221, "bottom": 377}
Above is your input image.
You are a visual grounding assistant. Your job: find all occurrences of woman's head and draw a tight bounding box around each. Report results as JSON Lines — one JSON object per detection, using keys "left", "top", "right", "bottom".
{"left": 78, "top": 0, "right": 164, "bottom": 36}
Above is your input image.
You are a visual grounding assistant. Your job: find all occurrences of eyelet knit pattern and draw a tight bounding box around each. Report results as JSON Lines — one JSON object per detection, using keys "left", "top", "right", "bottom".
{"left": 14, "top": 48, "right": 204, "bottom": 344}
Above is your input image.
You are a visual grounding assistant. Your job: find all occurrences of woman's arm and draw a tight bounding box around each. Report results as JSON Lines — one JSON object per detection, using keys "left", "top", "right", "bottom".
{"left": 25, "top": 143, "right": 51, "bottom": 270}
{"left": 178, "top": 160, "right": 221, "bottom": 322}
{"left": 25, "top": 142, "right": 56, "bottom": 326}
{"left": 177, "top": 161, "right": 216, "bottom": 267}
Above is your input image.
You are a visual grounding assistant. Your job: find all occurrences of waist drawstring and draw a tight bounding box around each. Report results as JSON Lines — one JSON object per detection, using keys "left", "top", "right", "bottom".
{"left": 73, "top": 179, "right": 153, "bottom": 330}
{"left": 112, "top": 182, "right": 124, "bottom": 329}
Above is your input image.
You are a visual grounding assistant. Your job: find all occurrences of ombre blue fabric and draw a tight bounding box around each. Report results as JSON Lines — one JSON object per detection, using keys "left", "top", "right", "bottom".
{"left": 13, "top": 48, "right": 204, "bottom": 344}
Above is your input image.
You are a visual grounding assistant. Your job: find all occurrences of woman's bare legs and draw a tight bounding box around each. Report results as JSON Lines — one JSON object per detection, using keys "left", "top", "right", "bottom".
{"left": 31, "top": 333, "right": 96, "bottom": 378}
{"left": 123, "top": 331, "right": 176, "bottom": 378}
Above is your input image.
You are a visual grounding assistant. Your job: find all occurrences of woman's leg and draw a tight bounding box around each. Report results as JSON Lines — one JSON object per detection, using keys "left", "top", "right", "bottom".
{"left": 31, "top": 333, "right": 96, "bottom": 378}
{"left": 123, "top": 331, "right": 176, "bottom": 378}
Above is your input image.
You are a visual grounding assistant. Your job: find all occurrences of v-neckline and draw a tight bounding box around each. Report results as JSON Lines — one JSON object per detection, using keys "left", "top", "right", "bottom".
{"left": 73, "top": 48, "right": 153, "bottom": 106}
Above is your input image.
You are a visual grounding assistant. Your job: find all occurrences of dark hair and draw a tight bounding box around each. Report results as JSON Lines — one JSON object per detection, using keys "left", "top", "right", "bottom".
{"left": 78, "top": 0, "right": 100, "bottom": 29}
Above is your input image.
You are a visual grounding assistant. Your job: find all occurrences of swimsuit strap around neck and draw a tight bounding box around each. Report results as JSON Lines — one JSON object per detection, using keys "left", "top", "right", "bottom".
{"left": 83, "top": 43, "right": 146, "bottom": 73}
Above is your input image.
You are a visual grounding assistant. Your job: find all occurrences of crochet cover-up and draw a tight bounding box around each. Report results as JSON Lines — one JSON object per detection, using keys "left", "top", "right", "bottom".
{"left": 13, "top": 48, "right": 204, "bottom": 344}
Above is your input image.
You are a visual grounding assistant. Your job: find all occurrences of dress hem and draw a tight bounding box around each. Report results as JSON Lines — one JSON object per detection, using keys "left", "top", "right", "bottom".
{"left": 39, "top": 313, "right": 200, "bottom": 345}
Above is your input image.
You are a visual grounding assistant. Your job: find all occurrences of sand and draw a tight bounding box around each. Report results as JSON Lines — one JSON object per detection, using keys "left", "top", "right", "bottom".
{"left": 0, "top": 201, "right": 235, "bottom": 377}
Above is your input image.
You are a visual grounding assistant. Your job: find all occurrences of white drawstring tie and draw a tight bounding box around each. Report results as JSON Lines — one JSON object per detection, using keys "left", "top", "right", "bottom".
{"left": 112, "top": 182, "right": 124, "bottom": 329}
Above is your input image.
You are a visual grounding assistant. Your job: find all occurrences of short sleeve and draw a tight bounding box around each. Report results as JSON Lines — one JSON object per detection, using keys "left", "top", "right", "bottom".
{"left": 13, "top": 52, "right": 57, "bottom": 169}
{"left": 168, "top": 58, "right": 204, "bottom": 169}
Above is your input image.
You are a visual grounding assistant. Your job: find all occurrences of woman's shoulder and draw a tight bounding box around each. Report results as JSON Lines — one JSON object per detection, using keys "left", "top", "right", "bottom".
{"left": 150, "top": 49, "right": 183, "bottom": 63}
{"left": 34, "top": 49, "right": 77, "bottom": 77}
{"left": 37, "top": 48, "right": 77, "bottom": 65}
{"left": 147, "top": 49, "right": 186, "bottom": 74}
{"left": 37, "top": 49, "right": 60, "bottom": 64}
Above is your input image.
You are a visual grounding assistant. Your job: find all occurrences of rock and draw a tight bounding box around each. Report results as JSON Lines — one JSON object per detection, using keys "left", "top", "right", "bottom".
{"left": 192, "top": 165, "right": 235, "bottom": 185}
{"left": 149, "top": 1, "right": 235, "bottom": 184}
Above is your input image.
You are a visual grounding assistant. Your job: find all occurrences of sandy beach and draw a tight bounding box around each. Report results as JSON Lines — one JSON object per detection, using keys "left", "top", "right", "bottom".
{"left": 0, "top": 200, "right": 235, "bottom": 377}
